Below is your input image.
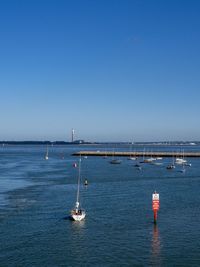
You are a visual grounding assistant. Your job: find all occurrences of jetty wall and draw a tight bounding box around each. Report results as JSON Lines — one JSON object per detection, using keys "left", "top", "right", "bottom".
{"left": 73, "top": 151, "right": 200, "bottom": 157}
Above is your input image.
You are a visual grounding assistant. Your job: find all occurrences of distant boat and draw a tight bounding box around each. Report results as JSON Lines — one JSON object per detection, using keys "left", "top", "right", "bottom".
{"left": 45, "top": 145, "right": 49, "bottom": 160}
{"left": 166, "top": 164, "right": 175, "bottom": 169}
{"left": 176, "top": 158, "right": 187, "bottom": 164}
{"left": 84, "top": 179, "right": 88, "bottom": 186}
{"left": 151, "top": 162, "right": 163, "bottom": 166}
{"left": 140, "top": 148, "right": 146, "bottom": 163}
{"left": 103, "top": 149, "right": 108, "bottom": 158}
{"left": 175, "top": 150, "right": 187, "bottom": 164}
{"left": 146, "top": 150, "right": 157, "bottom": 162}
{"left": 167, "top": 153, "right": 175, "bottom": 169}
{"left": 140, "top": 149, "right": 156, "bottom": 163}
{"left": 109, "top": 150, "right": 121, "bottom": 164}
{"left": 127, "top": 142, "right": 136, "bottom": 160}
{"left": 110, "top": 159, "right": 121, "bottom": 164}
{"left": 70, "top": 157, "right": 86, "bottom": 221}
{"left": 128, "top": 157, "right": 136, "bottom": 160}
{"left": 141, "top": 158, "right": 154, "bottom": 163}
{"left": 147, "top": 156, "right": 157, "bottom": 162}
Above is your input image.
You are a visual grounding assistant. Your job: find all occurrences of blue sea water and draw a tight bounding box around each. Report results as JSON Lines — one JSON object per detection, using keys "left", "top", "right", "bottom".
{"left": 0, "top": 144, "right": 200, "bottom": 266}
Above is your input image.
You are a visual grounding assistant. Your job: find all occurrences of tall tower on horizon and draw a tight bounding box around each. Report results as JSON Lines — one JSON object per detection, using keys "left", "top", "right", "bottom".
{"left": 71, "top": 128, "right": 75, "bottom": 142}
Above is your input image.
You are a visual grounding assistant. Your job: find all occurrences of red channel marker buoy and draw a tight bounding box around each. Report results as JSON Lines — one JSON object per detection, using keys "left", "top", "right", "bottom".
{"left": 152, "top": 191, "right": 160, "bottom": 224}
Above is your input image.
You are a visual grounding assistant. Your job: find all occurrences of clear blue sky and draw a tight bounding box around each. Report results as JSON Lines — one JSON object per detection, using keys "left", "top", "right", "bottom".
{"left": 0, "top": 0, "right": 199, "bottom": 142}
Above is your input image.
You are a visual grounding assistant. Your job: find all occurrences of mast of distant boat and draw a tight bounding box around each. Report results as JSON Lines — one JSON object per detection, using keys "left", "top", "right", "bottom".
{"left": 45, "top": 145, "right": 49, "bottom": 160}
{"left": 75, "top": 157, "right": 81, "bottom": 211}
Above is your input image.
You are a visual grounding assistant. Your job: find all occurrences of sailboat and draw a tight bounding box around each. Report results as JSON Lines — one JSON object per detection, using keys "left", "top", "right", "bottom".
{"left": 166, "top": 153, "right": 175, "bottom": 169}
{"left": 140, "top": 148, "right": 151, "bottom": 163}
{"left": 45, "top": 145, "right": 49, "bottom": 160}
{"left": 127, "top": 143, "right": 136, "bottom": 160}
{"left": 70, "top": 157, "right": 86, "bottom": 221}
{"left": 175, "top": 150, "right": 187, "bottom": 165}
{"left": 109, "top": 149, "right": 121, "bottom": 164}
{"left": 110, "top": 158, "right": 121, "bottom": 164}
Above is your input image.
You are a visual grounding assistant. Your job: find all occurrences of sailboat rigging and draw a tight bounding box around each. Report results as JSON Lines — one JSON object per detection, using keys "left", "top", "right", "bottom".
{"left": 166, "top": 152, "right": 175, "bottom": 169}
{"left": 109, "top": 148, "right": 121, "bottom": 164}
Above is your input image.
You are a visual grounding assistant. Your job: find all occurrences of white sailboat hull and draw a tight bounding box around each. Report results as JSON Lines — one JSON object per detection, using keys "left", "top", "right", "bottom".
{"left": 176, "top": 159, "right": 187, "bottom": 164}
{"left": 71, "top": 210, "right": 86, "bottom": 221}
{"left": 128, "top": 157, "right": 136, "bottom": 160}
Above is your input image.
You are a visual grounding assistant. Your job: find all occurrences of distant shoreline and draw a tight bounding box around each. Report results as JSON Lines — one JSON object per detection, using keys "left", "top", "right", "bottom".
{"left": 0, "top": 141, "right": 199, "bottom": 146}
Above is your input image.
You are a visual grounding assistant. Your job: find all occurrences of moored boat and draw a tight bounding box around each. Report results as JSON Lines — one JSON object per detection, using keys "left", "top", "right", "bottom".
{"left": 110, "top": 159, "right": 121, "bottom": 164}
{"left": 166, "top": 164, "right": 175, "bottom": 169}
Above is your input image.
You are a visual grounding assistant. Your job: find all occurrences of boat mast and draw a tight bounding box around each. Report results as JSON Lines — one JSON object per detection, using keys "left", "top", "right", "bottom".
{"left": 45, "top": 145, "right": 49, "bottom": 160}
{"left": 76, "top": 157, "right": 81, "bottom": 209}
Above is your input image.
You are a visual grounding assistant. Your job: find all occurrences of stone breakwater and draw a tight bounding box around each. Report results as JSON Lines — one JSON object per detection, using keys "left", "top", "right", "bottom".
{"left": 73, "top": 151, "right": 200, "bottom": 157}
